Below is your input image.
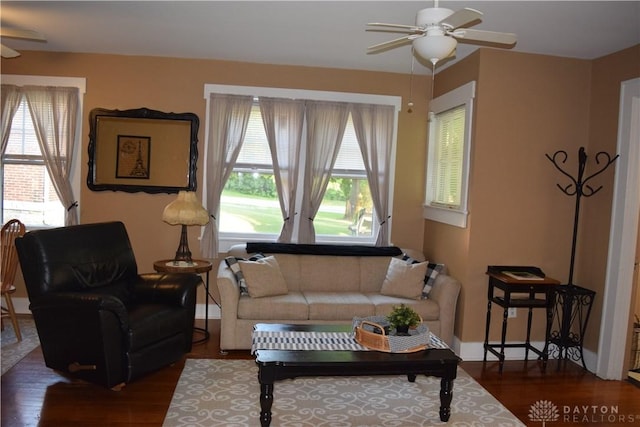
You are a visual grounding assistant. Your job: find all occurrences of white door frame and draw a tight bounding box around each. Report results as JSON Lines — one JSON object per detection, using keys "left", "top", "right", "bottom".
{"left": 597, "top": 78, "right": 640, "bottom": 380}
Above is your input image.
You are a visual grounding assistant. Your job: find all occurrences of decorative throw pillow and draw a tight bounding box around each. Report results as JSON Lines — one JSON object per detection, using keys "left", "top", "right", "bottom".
{"left": 380, "top": 256, "right": 428, "bottom": 300}
{"left": 238, "top": 255, "right": 288, "bottom": 298}
{"left": 424, "top": 262, "right": 444, "bottom": 297}
{"left": 401, "top": 253, "right": 444, "bottom": 299}
{"left": 224, "top": 253, "right": 265, "bottom": 295}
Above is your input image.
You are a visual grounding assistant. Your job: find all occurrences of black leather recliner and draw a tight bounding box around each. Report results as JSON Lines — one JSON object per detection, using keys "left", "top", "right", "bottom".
{"left": 15, "top": 221, "right": 201, "bottom": 389}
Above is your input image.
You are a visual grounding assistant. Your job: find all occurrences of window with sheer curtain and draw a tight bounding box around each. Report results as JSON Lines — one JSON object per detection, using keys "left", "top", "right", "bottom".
{"left": 424, "top": 81, "right": 475, "bottom": 228}
{"left": 1, "top": 75, "right": 85, "bottom": 229}
{"left": 200, "top": 85, "right": 400, "bottom": 257}
{"left": 3, "top": 98, "right": 64, "bottom": 227}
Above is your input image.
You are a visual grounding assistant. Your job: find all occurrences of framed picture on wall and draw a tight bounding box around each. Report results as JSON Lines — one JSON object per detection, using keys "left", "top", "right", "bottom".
{"left": 88, "top": 107, "right": 199, "bottom": 194}
{"left": 115, "top": 135, "right": 151, "bottom": 179}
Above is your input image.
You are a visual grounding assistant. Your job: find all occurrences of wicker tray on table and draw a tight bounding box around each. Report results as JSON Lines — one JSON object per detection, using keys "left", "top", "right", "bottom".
{"left": 353, "top": 316, "right": 430, "bottom": 353}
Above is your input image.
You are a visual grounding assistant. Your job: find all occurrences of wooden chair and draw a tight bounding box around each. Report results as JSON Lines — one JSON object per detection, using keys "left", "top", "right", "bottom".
{"left": 1, "top": 219, "right": 26, "bottom": 341}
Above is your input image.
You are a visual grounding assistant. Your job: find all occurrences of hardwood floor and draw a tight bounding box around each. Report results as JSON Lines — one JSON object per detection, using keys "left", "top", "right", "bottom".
{"left": 2, "top": 319, "right": 639, "bottom": 426}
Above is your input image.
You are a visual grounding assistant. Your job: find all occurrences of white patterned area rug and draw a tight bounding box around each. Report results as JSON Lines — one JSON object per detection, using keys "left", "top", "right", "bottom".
{"left": 164, "top": 359, "right": 525, "bottom": 427}
{"left": 1, "top": 316, "right": 39, "bottom": 375}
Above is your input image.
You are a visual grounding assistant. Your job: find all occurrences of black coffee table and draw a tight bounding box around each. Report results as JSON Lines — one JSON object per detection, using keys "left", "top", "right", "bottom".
{"left": 253, "top": 323, "right": 461, "bottom": 426}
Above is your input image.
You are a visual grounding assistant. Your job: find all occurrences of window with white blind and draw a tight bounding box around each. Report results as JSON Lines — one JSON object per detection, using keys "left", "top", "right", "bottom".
{"left": 424, "top": 81, "right": 475, "bottom": 228}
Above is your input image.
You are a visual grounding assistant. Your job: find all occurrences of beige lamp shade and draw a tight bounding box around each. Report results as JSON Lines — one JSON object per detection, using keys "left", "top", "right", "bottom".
{"left": 162, "top": 191, "right": 209, "bottom": 226}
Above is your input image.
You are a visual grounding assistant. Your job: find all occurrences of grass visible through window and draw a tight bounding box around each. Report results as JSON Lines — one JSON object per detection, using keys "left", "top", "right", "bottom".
{"left": 220, "top": 191, "right": 371, "bottom": 236}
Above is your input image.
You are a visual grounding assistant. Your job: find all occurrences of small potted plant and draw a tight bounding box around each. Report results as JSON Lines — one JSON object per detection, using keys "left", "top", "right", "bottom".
{"left": 386, "top": 304, "right": 421, "bottom": 335}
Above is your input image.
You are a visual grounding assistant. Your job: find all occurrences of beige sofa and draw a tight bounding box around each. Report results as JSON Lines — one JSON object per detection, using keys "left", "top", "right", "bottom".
{"left": 217, "top": 244, "right": 461, "bottom": 351}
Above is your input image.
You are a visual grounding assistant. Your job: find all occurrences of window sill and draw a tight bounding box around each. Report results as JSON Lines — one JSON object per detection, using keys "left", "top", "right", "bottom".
{"left": 423, "top": 204, "right": 468, "bottom": 228}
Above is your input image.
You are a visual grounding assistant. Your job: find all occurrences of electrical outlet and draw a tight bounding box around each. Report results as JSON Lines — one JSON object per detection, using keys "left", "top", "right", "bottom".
{"left": 508, "top": 308, "right": 517, "bottom": 318}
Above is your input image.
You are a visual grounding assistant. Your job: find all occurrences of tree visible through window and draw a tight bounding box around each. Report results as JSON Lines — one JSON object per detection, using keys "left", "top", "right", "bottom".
{"left": 219, "top": 104, "right": 374, "bottom": 239}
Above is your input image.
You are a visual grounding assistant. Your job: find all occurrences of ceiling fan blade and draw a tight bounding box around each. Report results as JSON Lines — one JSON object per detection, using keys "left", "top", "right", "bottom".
{"left": 0, "top": 28, "right": 46, "bottom": 41}
{"left": 440, "top": 8, "right": 483, "bottom": 30}
{"left": 367, "top": 34, "right": 420, "bottom": 53}
{"left": 452, "top": 28, "right": 517, "bottom": 46}
{"left": 367, "top": 22, "right": 423, "bottom": 33}
{"left": 1, "top": 44, "right": 21, "bottom": 58}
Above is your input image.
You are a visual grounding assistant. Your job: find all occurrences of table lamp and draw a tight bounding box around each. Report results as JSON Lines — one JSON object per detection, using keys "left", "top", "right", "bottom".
{"left": 162, "top": 191, "right": 209, "bottom": 265}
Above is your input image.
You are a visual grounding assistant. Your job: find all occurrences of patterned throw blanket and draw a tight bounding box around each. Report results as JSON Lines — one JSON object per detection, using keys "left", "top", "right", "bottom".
{"left": 251, "top": 330, "right": 448, "bottom": 354}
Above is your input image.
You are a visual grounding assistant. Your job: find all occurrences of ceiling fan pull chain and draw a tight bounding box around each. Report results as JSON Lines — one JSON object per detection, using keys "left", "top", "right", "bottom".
{"left": 430, "top": 59, "right": 436, "bottom": 104}
{"left": 407, "top": 50, "right": 415, "bottom": 113}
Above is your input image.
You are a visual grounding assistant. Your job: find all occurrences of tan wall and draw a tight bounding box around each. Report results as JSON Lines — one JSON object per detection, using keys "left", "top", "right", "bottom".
{"left": 4, "top": 45, "right": 639, "bottom": 351}
{"left": 581, "top": 45, "right": 640, "bottom": 352}
{"left": 422, "top": 52, "right": 479, "bottom": 341}
{"left": 424, "top": 45, "right": 640, "bottom": 350}
{"left": 2, "top": 50, "right": 430, "bottom": 301}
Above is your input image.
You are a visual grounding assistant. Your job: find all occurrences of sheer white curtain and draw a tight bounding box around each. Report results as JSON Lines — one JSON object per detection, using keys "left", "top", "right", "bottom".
{"left": 351, "top": 103, "right": 395, "bottom": 245}
{"left": 1, "top": 85, "right": 23, "bottom": 154}
{"left": 259, "top": 97, "right": 305, "bottom": 242}
{"left": 298, "top": 101, "right": 349, "bottom": 243}
{"left": 201, "top": 93, "right": 253, "bottom": 258}
{"left": 22, "top": 86, "right": 80, "bottom": 225}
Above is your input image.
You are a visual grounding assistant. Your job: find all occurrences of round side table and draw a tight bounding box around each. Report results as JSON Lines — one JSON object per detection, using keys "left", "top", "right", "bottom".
{"left": 153, "top": 259, "right": 213, "bottom": 344}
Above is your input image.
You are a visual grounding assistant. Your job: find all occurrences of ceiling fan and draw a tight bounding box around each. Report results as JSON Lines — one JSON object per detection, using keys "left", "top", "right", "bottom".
{"left": 367, "top": 0, "right": 516, "bottom": 67}
{"left": 1, "top": 28, "right": 46, "bottom": 58}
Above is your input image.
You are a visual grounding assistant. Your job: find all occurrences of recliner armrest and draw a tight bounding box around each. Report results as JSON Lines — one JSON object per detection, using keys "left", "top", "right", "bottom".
{"left": 133, "top": 273, "right": 201, "bottom": 307}
{"left": 30, "top": 292, "right": 130, "bottom": 331}
{"left": 31, "top": 291, "right": 127, "bottom": 312}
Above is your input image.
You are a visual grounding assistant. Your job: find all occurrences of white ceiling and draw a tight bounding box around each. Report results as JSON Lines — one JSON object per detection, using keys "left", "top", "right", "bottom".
{"left": 1, "top": 1, "right": 639, "bottom": 75}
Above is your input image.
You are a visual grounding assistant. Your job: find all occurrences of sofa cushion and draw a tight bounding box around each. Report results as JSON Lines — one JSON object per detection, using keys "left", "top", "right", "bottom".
{"left": 238, "top": 292, "right": 308, "bottom": 320}
{"left": 367, "top": 294, "right": 440, "bottom": 321}
{"left": 380, "top": 257, "right": 427, "bottom": 300}
{"left": 304, "top": 292, "right": 375, "bottom": 320}
{"left": 271, "top": 254, "right": 303, "bottom": 292}
{"left": 401, "top": 254, "right": 445, "bottom": 299}
{"left": 225, "top": 253, "right": 265, "bottom": 295}
{"left": 298, "top": 256, "right": 361, "bottom": 292}
{"left": 359, "top": 257, "right": 392, "bottom": 293}
{"left": 238, "top": 256, "right": 288, "bottom": 298}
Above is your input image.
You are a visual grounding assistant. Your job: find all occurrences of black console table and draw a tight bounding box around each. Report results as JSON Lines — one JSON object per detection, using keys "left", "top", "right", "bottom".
{"left": 483, "top": 267, "right": 560, "bottom": 373}
{"left": 548, "top": 284, "right": 595, "bottom": 370}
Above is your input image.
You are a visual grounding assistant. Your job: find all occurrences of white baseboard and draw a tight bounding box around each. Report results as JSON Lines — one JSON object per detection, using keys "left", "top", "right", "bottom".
{"left": 11, "top": 297, "right": 30, "bottom": 314}
{"left": 12, "top": 297, "right": 222, "bottom": 320}
{"left": 196, "top": 303, "right": 221, "bottom": 320}
{"left": 453, "top": 336, "right": 598, "bottom": 373}
{"left": 454, "top": 338, "right": 549, "bottom": 361}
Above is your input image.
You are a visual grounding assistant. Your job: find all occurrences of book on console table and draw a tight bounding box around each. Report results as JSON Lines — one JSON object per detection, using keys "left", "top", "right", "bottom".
{"left": 487, "top": 265, "right": 551, "bottom": 282}
{"left": 502, "top": 271, "right": 544, "bottom": 281}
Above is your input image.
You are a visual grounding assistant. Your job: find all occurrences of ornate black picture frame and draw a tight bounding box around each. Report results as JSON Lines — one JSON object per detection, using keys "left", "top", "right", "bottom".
{"left": 88, "top": 107, "right": 199, "bottom": 194}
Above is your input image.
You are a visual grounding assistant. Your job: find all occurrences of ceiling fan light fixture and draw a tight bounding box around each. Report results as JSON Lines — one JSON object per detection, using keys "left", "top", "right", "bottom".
{"left": 413, "top": 35, "right": 456, "bottom": 63}
{"left": 416, "top": 7, "right": 454, "bottom": 27}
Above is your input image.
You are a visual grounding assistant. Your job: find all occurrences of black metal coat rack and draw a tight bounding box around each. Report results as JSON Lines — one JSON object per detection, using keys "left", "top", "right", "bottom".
{"left": 545, "top": 146, "right": 619, "bottom": 369}
{"left": 546, "top": 146, "right": 619, "bottom": 284}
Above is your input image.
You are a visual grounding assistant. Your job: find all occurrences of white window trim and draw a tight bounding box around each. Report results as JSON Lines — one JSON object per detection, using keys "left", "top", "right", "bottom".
{"left": 424, "top": 81, "right": 475, "bottom": 228}
{"left": 1, "top": 74, "right": 86, "bottom": 227}
{"left": 203, "top": 84, "right": 401, "bottom": 251}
